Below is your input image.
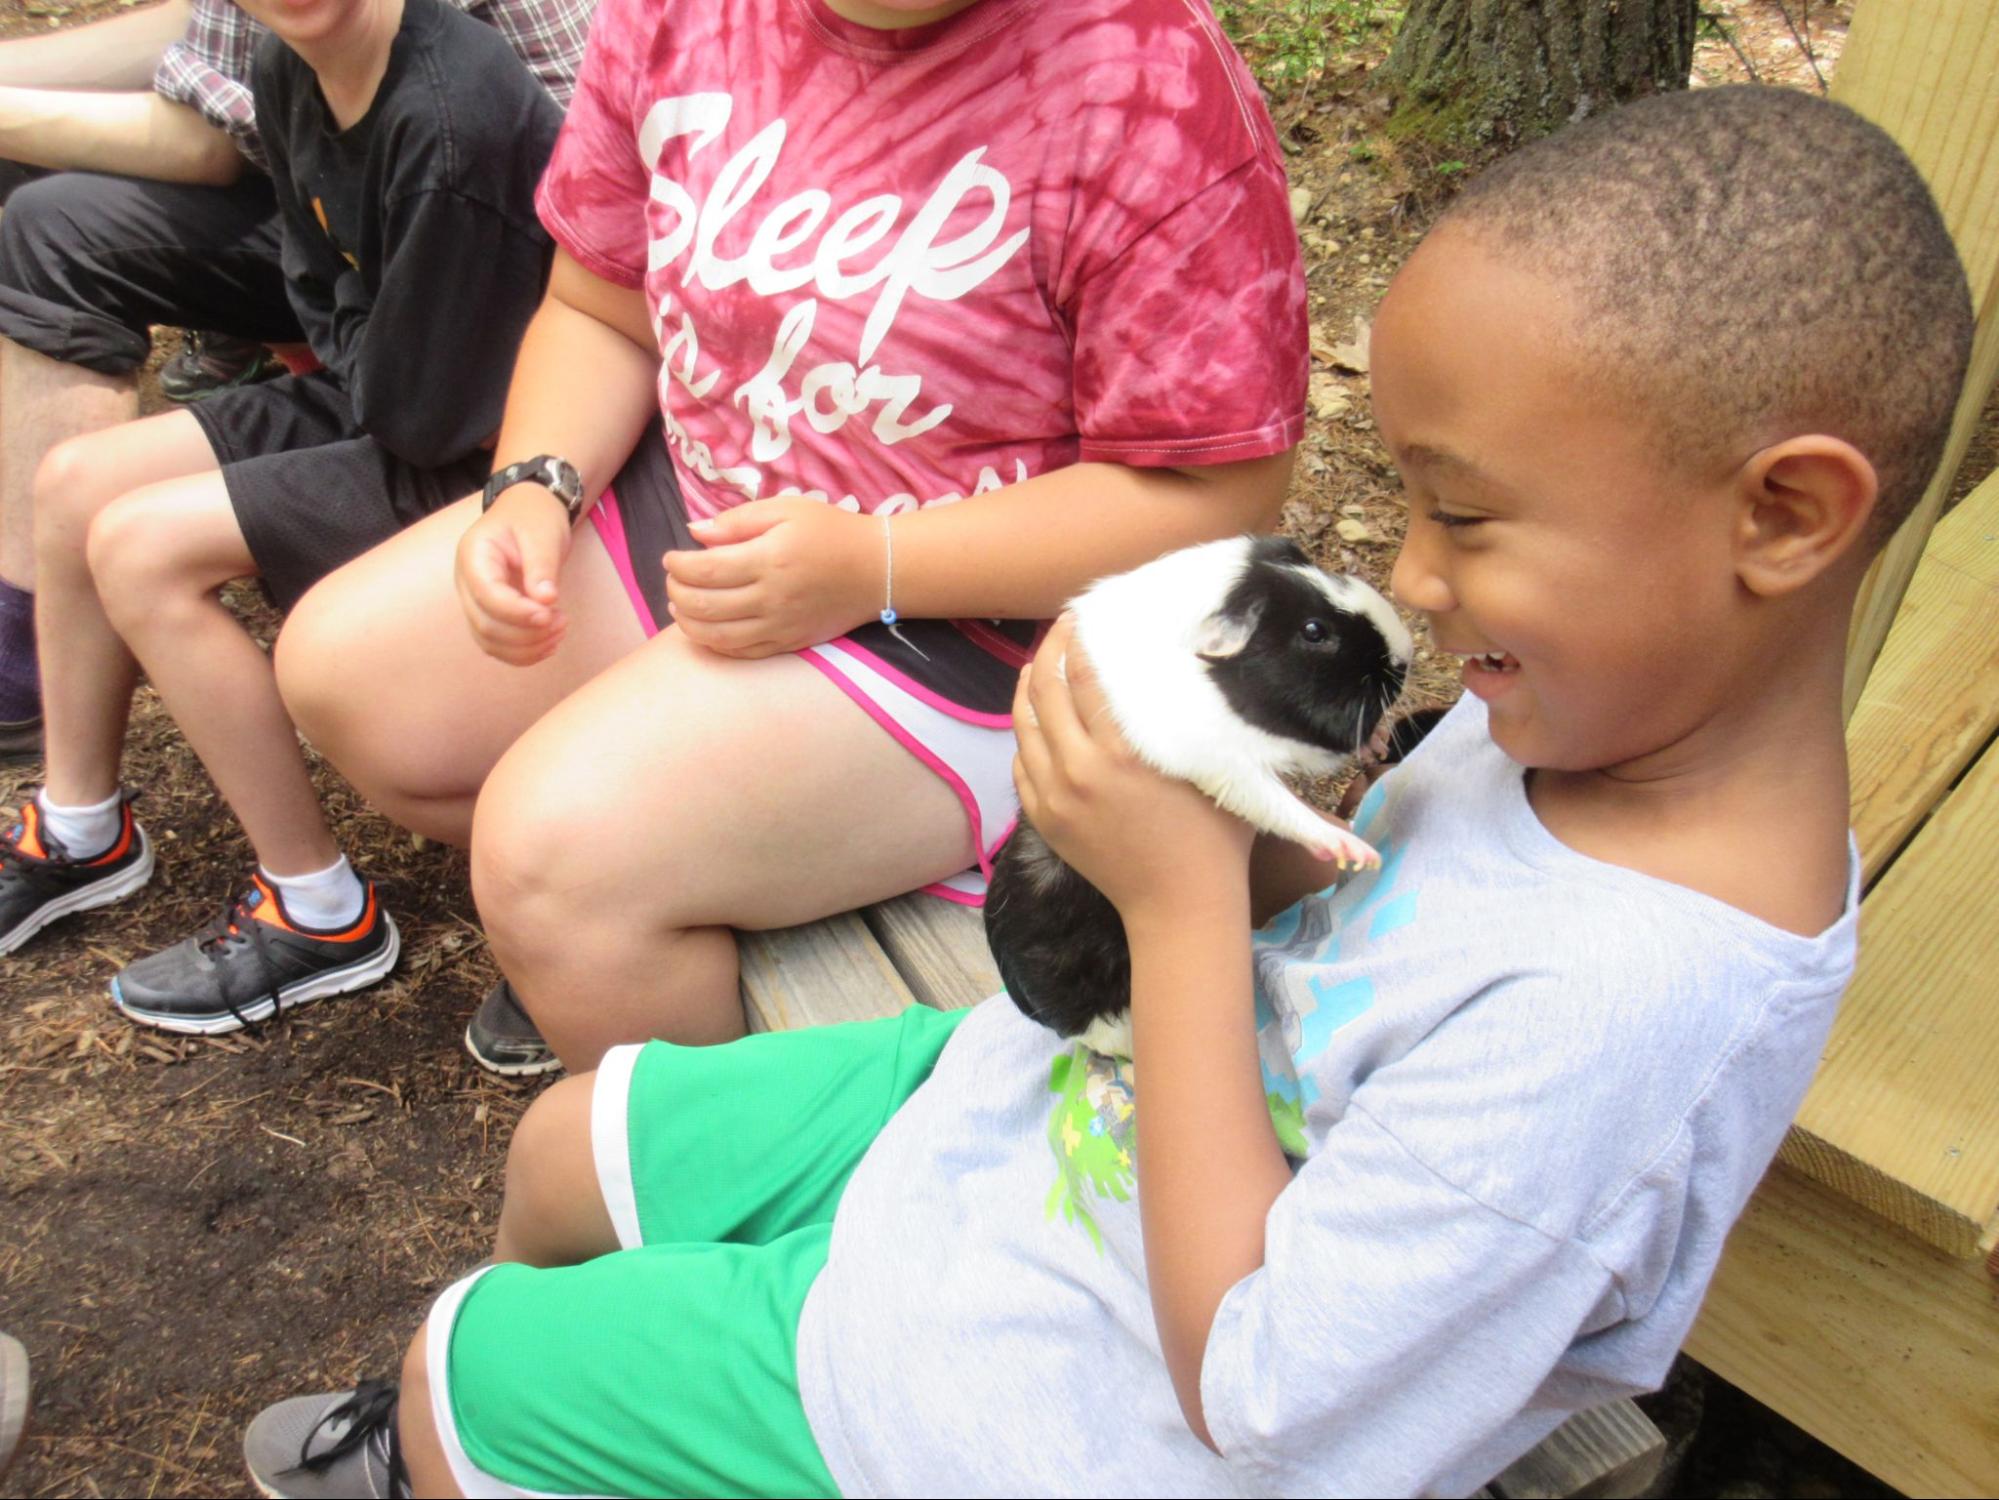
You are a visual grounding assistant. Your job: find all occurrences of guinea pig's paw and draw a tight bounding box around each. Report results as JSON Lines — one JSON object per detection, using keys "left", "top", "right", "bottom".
{"left": 1314, "top": 826, "right": 1382, "bottom": 870}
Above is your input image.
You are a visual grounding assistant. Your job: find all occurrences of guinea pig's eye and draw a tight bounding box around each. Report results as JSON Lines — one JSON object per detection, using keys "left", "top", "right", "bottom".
{"left": 1301, "top": 618, "right": 1329, "bottom": 643}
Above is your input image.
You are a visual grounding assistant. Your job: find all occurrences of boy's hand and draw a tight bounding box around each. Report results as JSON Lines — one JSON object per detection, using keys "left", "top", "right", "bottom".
{"left": 455, "top": 486, "right": 573, "bottom": 666}
{"left": 1013, "top": 615, "right": 1254, "bottom": 919}
{"left": 668, "top": 500, "right": 877, "bottom": 658}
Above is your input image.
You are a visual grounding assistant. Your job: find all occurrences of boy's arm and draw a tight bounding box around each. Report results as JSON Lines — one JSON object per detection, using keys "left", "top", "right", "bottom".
{"left": 328, "top": 188, "right": 554, "bottom": 469}
{"left": 1015, "top": 619, "right": 1293, "bottom": 1449}
{"left": 1125, "top": 885, "right": 1292, "bottom": 1450}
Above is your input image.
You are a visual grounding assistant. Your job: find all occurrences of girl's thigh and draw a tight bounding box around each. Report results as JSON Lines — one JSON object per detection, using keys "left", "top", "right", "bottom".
{"left": 276, "top": 496, "right": 647, "bottom": 811}
{"left": 477, "top": 628, "right": 976, "bottom": 931}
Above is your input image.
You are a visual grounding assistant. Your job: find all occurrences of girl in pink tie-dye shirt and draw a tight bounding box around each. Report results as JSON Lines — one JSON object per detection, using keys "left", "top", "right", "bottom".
{"left": 276, "top": 0, "right": 1308, "bottom": 1073}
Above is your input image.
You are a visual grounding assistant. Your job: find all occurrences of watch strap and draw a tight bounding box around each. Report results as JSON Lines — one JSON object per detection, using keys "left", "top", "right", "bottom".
{"left": 482, "top": 455, "right": 585, "bottom": 524}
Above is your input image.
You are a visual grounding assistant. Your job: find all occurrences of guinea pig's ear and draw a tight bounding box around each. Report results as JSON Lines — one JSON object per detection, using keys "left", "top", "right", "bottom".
{"left": 1194, "top": 598, "right": 1264, "bottom": 661}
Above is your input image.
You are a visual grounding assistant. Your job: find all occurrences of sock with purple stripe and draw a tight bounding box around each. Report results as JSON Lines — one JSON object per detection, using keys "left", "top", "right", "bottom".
{"left": 0, "top": 577, "right": 37, "bottom": 724}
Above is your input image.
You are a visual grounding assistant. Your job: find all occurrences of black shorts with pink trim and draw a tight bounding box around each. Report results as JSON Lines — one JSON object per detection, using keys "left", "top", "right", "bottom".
{"left": 588, "top": 424, "right": 1034, "bottom": 903}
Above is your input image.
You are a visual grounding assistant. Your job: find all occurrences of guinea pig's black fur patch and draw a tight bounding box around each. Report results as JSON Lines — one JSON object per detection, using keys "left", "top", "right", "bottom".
{"left": 1201, "top": 536, "right": 1403, "bottom": 756}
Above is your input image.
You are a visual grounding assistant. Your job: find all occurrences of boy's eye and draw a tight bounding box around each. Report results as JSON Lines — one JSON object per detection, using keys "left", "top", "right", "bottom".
{"left": 1427, "top": 508, "right": 1487, "bottom": 530}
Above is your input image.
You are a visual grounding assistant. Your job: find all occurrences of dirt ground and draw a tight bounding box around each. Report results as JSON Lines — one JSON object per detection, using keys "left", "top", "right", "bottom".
{"left": 0, "top": 1, "right": 1969, "bottom": 1494}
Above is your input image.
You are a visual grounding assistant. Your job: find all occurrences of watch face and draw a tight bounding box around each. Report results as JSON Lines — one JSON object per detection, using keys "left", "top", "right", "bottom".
{"left": 542, "top": 459, "right": 581, "bottom": 503}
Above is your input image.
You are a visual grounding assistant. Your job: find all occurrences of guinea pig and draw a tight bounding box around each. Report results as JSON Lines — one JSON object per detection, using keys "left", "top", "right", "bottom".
{"left": 986, "top": 534, "right": 1414, "bottom": 1059}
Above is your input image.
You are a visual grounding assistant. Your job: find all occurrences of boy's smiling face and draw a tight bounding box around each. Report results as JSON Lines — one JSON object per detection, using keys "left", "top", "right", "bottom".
{"left": 1372, "top": 228, "right": 1749, "bottom": 774}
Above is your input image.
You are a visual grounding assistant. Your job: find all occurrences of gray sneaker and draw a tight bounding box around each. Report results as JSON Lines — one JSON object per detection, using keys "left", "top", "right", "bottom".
{"left": 464, "top": 977, "right": 561, "bottom": 1076}
{"left": 243, "top": 1382, "right": 406, "bottom": 1499}
{"left": 1, "top": 1332, "right": 27, "bottom": 1481}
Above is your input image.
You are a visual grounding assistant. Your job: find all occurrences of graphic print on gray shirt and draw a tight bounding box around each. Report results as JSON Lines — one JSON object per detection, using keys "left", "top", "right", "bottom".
{"left": 797, "top": 697, "right": 1858, "bottom": 1498}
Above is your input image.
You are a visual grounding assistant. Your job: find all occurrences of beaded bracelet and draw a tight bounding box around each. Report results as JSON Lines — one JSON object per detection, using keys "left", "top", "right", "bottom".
{"left": 879, "top": 512, "right": 928, "bottom": 659}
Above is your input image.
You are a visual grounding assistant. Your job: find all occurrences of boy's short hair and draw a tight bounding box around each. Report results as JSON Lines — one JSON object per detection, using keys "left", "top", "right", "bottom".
{"left": 1437, "top": 85, "right": 1973, "bottom": 548}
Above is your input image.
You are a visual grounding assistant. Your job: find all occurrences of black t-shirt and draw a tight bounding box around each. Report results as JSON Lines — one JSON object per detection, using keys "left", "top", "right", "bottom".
{"left": 254, "top": 0, "right": 561, "bottom": 468}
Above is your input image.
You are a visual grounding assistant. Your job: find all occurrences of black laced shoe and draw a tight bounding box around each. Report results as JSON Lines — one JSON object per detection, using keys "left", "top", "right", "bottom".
{"left": 464, "top": 976, "right": 561, "bottom": 1077}
{"left": 110, "top": 872, "right": 399, "bottom": 1035}
{"left": 0, "top": 797, "right": 153, "bottom": 957}
{"left": 244, "top": 1381, "right": 410, "bottom": 1500}
{"left": 158, "top": 331, "right": 283, "bottom": 404}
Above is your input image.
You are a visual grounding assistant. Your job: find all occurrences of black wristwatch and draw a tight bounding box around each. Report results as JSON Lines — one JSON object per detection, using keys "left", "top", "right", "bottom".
{"left": 481, "top": 454, "right": 585, "bottom": 524}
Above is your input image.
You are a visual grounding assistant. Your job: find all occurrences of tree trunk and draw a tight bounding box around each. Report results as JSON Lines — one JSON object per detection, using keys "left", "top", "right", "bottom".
{"left": 1381, "top": 0, "right": 1699, "bottom": 144}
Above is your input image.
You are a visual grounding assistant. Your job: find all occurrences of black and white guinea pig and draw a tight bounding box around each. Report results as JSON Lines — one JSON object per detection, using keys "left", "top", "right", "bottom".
{"left": 986, "top": 534, "right": 1414, "bottom": 1058}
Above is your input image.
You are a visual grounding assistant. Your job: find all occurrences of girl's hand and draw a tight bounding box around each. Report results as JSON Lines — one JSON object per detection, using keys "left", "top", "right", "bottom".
{"left": 454, "top": 486, "right": 574, "bottom": 666}
{"left": 1013, "top": 615, "right": 1254, "bottom": 920}
{"left": 666, "top": 500, "right": 878, "bottom": 658}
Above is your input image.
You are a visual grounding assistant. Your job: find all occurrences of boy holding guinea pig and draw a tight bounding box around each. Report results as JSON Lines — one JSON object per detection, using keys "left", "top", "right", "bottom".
{"left": 243, "top": 86, "right": 1969, "bottom": 1499}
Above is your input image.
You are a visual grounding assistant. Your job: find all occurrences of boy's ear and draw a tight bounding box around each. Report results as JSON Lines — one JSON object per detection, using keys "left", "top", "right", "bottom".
{"left": 1731, "top": 435, "right": 1879, "bottom": 597}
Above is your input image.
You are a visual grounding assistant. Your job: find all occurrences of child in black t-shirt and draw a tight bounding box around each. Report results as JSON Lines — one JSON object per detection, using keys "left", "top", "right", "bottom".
{"left": 0, "top": 0, "right": 561, "bottom": 1029}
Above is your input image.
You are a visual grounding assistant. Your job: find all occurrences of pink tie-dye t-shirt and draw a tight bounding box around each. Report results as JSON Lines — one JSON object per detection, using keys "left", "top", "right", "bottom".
{"left": 536, "top": 0, "right": 1307, "bottom": 518}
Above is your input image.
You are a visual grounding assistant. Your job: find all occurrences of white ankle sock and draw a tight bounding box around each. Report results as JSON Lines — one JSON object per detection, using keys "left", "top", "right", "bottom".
{"left": 36, "top": 788, "right": 123, "bottom": 860}
{"left": 261, "top": 855, "right": 366, "bottom": 931}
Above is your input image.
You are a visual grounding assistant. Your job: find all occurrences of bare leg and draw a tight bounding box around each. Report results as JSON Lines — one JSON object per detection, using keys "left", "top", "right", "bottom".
{"left": 491, "top": 1071, "right": 619, "bottom": 1266}
{"left": 276, "top": 495, "right": 644, "bottom": 845}
{"left": 472, "top": 632, "right": 974, "bottom": 1071}
{"left": 32, "top": 410, "right": 215, "bottom": 804}
{"left": 0, "top": 338, "right": 137, "bottom": 593}
{"left": 397, "top": 1329, "right": 467, "bottom": 1500}
{"left": 400, "top": 1071, "right": 616, "bottom": 1497}
{"left": 88, "top": 472, "right": 338, "bottom": 875}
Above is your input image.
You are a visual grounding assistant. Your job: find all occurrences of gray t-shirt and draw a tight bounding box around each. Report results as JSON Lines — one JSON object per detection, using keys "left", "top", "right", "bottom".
{"left": 797, "top": 698, "right": 1858, "bottom": 1497}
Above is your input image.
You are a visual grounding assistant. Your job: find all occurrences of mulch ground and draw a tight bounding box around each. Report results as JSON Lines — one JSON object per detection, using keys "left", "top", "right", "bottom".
{"left": 0, "top": 1, "right": 1965, "bottom": 1494}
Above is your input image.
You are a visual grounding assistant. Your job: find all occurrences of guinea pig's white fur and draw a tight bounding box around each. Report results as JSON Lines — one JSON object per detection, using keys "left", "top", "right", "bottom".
{"left": 1064, "top": 535, "right": 1413, "bottom": 857}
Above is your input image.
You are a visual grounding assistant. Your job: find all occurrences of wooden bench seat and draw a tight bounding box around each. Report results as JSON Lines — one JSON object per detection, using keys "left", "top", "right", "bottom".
{"left": 1685, "top": 468, "right": 1999, "bottom": 1495}
{"left": 735, "top": 894, "right": 1665, "bottom": 1498}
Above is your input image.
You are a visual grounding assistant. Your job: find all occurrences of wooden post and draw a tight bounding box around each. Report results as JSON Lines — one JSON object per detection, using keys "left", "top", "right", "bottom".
{"left": 1833, "top": 0, "right": 1999, "bottom": 716}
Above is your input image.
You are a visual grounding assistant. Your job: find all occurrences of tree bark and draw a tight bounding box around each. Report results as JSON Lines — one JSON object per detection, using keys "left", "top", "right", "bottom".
{"left": 1381, "top": 0, "right": 1699, "bottom": 143}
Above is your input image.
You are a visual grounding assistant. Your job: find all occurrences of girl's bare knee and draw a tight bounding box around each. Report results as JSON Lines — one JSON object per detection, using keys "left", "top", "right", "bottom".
{"left": 469, "top": 763, "right": 573, "bottom": 944}
{"left": 273, "top": 585, "right": 351, "bottom": 746}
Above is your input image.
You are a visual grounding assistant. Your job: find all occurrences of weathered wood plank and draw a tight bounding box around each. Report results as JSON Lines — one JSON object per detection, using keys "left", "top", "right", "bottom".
{"left": 1834, "top": 0, "right": 1999, "bottom": 710}
{"left": 1490, "top": 1400, "right": 1665, "bottom": 1500}
{"left": 1779, "top": 728, "right": 1999, "bottom": 1256}
{"left": 1686, "top": 1164, "right": 1999, "bottom": 1499}
{"left": 862, "top": 892, "right": 1000, "bottom": 1012}
{"left": 1846, "top": 468, "right": 1999, "bottom": 884}
{"left": 738, "top": 914, "right": 914, "bottom": 1033}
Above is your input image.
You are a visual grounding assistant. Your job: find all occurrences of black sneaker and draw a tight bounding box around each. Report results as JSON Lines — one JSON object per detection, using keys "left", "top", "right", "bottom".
{"left": 0, "top": 798, "right": 154, "bottom": 956}
{"left": 0, "top": 714, "right": 41, "bottom": 765}
{"left": 244, "top": 1382, "right": 408, "bottom": 1500}
{"left": 464, "top": 976, "right": 560, "bottom": 1077}
{"left": 158, "top": 331, "right": 282, "bottom": 405}
{"left": 110, "top": 873, "right": 399, "bottom": 1035}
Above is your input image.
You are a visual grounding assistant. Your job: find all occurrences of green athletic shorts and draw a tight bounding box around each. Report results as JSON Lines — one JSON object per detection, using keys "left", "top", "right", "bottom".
{"left": 423, "top": 1005, "right": 968, "bottom": 1498}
